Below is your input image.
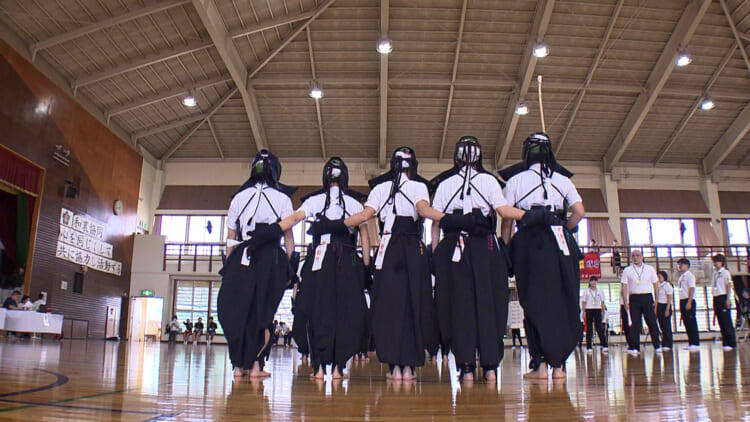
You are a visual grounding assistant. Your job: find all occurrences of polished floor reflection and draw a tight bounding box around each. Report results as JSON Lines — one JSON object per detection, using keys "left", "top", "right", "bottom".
{"left": 0, "top": 339, "right": 748, "bottom": 421}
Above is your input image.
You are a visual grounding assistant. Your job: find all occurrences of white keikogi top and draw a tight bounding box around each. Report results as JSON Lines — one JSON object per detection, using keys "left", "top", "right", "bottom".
{"left": 365, "top": 177, "right": 429, "bottom": 223}
{"left": 712, "top": 267, "right": 732, "bottom": 297}
{"left": 432, "top": 170, "right": 507, "bottom": 216}
{"left": 656, "top": 281, "right": 674, "bottom": 304}
{"left": 503, "top": 163, "right": 582, "bottom": 211}
{"left": 227, "top": 183, "right": 294, "bottom": 239}
{"left": 677, "top": 271, "right": 696, "bottom": 301}
{"left": 298, "top": 186, "right": 363, "bottom": 220}
{"left": 621, "top": 263, "right": 658, "bottom": 295}
{"left": 582, "top": 287, "right": 607, "bottom": 310}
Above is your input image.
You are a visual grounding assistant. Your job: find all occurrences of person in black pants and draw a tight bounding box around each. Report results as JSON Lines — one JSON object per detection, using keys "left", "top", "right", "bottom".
{"left": 621, "top": 250, "right": 661, "bottom": 355}
{"left": 655, "top": 271, "right": 674, "bottom": 351}
{"left": 582, "top": 277, "right": 608, "bottom": 352}
{"left": 676, "top": 258, "right": 700, "bottom": 351}
{"left": 711, "top": 254, "right": 736, "bottom": 351}
{"left": 511, "top": 328, "right": 523, "bottom": 348}
{"left": 620, "top": 299, "right": 635, "bottom": 350}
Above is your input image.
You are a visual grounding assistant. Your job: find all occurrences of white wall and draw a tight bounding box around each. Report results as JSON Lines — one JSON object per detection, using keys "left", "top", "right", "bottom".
{"left": 136, "top": 158, "right": 164, "bottom": 234}
{"left": 129, "top": 235, "right": 170, "bottom": 340}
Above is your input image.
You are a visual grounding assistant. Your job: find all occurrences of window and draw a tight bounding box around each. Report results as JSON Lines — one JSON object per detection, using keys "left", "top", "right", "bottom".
{"left": 576, "top": 217, "right": 589, "bottom": 247}
{"left": 727, "top": 219, "right": 750, "bottom": 245}
{"left": 626, "top": 218, "right": 697, "bottom": 257}
{"left": 174, "top": 280, "right": 223, "bottom": 335}
{"left": 160, "top": 216, "right": 188, "bottom": 243}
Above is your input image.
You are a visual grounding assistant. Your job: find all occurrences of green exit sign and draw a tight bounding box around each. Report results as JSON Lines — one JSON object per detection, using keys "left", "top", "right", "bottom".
{"left": 140, "top": 289, "right": 154, "bottom": 296}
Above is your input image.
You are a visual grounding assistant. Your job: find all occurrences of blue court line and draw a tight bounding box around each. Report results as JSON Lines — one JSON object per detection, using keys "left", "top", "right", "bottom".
{"left": 0, "top": 368, "right": 69, "bottom": 398}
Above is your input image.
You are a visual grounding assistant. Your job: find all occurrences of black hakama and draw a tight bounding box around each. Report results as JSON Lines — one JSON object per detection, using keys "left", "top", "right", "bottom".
{"left": 371, "top": 217, "right": 437, "bottom": 368}
{"left": 434, "top": 228, "right": 510, "bottom": 370}
{"left": 292, "top": 255, "right": 312, "bottom": 357}
{"left": 295, "top": 235, "right": 366, "bottom": 367}
{"left": 509, "top": 223, "right": 582, "bottom": 369}
{"left": 218, "top": 240, "right": 289, "bottom": 370}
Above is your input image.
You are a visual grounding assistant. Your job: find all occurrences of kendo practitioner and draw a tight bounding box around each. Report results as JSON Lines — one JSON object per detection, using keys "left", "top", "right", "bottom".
{"left": 429, "top": 136, "right": 524, "bottom": 382}
{"left": 343, "top": 147, "right": 444, "bottom": 381}
{"left": 218, "top": 150, "right": 296, "bottom": 379}
{"left": 277, "top": 157, "right": 370, "bottom": 379}
{"left": 500, "top": 133, "right": 586, "bottom": 380}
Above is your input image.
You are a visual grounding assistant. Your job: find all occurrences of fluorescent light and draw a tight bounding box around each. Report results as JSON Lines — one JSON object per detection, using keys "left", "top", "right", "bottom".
{"left": 700, "top": 97, "right": 714, "bottom": 110}
{"left": 377, "top": 37, "right": 392, "bottom": 54}
{"left": 515, "top": 101, "right": 529, "bottom": 115}
{"left": 676, "top": 51, "right": 692, "bottom": 67}
{"left": 309, "top": 82, "right": 323, "bottom": 99}
{"left": 532, "top": 42, "right": 549, "bottom": 58}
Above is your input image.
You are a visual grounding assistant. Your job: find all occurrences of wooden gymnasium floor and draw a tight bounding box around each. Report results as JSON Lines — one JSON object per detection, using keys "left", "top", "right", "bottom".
{"left": 0, "top": 339, "right": 748, "bottom": 421}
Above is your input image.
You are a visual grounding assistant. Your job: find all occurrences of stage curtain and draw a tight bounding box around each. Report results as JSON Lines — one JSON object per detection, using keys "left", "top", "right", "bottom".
{"left": 15, "top": 193, "right": 32, "bottom": 268}
{"left": 620, "top": 219, "right": 630, "bottom": 246}
{"left": 0, "top": 190, "right": 18, "bottom": 267}
{"left": 0, "top": 147, "right": 40, "bottom": 194}
{"left": 588, "top": 218, "right": 616, "bottom": 247}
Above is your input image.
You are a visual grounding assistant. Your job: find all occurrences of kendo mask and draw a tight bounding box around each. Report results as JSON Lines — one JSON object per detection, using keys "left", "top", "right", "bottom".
{"left": 391, "top": 146, "right": 418, "bottom": 175}
{"left": 250, "top": 149, "right": 282, "bottom": 185}
{"left": 322, "top": 156, "right": 349, "bottom": 190}
{"left": 522, "top": 132, "right": 555, "bottom": 177}
{"left": 454, "top": 135, "right": 482, "bottom": 168}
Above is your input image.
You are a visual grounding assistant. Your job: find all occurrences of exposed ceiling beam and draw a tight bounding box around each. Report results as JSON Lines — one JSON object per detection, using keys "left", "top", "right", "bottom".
{"left": 602, "top": 0, "right": 711, "bottom": 171}
{"left": 306, "top": 27, "right": 326, "bottom": 159}
{"left": 230, "top": 10, "right": 315, "bottom": 39}
{"left": 247, "top": 0, "right": 338, "bottom": 82}
{"left": 206, "top": 118, "right": 224, "bottom": 160}
{"left": 655, "top": 44, "right": 737, "bottom": 163}
{"left": 106, "top": 75, "right": 232, "bottom": 120}
{"left": 702, "top": 101, "right": 750, "bottom": 174}
{"left": 29, "top": 0, "right": 190, "bottom": 61}
{"left": 379, "top": 0, "right": 389, "bottom": 168}
{"left": 741, "top": 32, "right": 750, "bottom": 43}
{"left": 132, "top": 114, "right": 208, "bottom": 140}
{"left": 73, "top": 39, "right": 212, "bottom": 93}
{"left": 720, "top": 0, "right": 750, "bottom": 76}
{"left": 438, "top": 0, "right": 468, "bottom": 161}
{"left": 191, "top": 0, "right": 268, "bottom": 153}
{"left": 494, "top": 0, "right": 556, "bottom": 169}
{"left": 555, "top": 0, "right": 624, "bottom": 155}
{"left": 162, "top": 88, "right": 238, "bottom": 161}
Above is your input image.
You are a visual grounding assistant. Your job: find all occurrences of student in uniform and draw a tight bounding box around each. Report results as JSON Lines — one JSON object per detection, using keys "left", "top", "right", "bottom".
{"left": 500, "top": 132, "right": 585, "bottom": 380}
{"left": 429, "top": 136, "right": 525, "bottom": 382}
{"left": 655, "top": 271, "right": 674, "bottom": 351}
{"left": 343, "top": 147, "right": 444, "bottom": 381}
{"left": 206, "top": 316, "right": 218, "bottom": 346}
{"left": 676, "top": 258, "right": 700, "bottom": 351}
{"left": 621, "top": 249, "right": 662, "bottom": 356}
{"left": 711, "top": 254, "right": 736, "bottom": 351}
{"left": 183, "top": 318, "right": 193, "bottom": 344}
{"left": 193, "top": 317, "right": 204, "bottom": 344}
{"left": 218, "top": 149, "right": 296, "bottom": 379}
{"left": 276, "top": 157, "right": 370, "bottom": 379}
{"left": 581, "top": 276, "right": 608, "bottom": 353}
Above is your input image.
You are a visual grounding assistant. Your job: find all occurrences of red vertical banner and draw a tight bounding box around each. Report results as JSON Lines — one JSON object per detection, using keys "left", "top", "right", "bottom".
{"left": 580, "top": 253, "right": 601, "bottom": 279}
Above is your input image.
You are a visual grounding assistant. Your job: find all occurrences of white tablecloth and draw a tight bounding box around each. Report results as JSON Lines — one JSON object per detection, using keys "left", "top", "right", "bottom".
{"left": 1, "top": 310, "right": 63, "bottom": 334}
{"left": 0, "top": 308, "right": 5, "bottom": 330}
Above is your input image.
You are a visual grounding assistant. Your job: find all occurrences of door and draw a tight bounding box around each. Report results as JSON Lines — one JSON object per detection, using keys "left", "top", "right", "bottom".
{"left": 105, "top": 305, "right": 120, "bottom": 339}
{"left": 128, "top": 297, "right": 164, "bottom": 341}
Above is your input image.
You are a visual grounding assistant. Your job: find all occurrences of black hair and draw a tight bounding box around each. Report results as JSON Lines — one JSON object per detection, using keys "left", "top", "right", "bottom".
{"left": 677, "top": 258, "right": 691, "bottom": 267}
{"left": 712, "top": 254, "right": 726, "bottom": 266}
{"left": 658, "top": 270, "right": 670, "bottom": 282}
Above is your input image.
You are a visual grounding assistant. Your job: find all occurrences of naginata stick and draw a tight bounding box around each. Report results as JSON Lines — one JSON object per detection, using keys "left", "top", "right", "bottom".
{"left": 537, "top": 74, "right": 546, "bottom": 132}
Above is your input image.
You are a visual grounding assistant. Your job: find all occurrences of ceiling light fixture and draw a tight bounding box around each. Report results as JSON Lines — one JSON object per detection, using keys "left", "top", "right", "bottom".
{"left": 515, "top": 100, "right": 529, "bottom": 115}
{"left": 700, "top": 97, "right": 715, "bottom": 110}
{"left": 676, "top": 51, "right": 692, "bottom": 67}
{"left": 182, "top": 90, "right": 197, "bottom": 107}
{"left": 377, "top": 36, "right": 393, "bottom": 55}
{"left": 532, "top": 42, "right": 549, "bottom": 58}
{"left": 309, "top": 81, "right": 323, "bottom": 99}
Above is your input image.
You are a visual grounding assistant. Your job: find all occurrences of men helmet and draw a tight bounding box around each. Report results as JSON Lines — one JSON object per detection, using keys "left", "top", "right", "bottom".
{"left": 522, "top": 132, "right": 555, "bottom": 176}
{"left": 454, "top": 135, "right": 482, "bottom": 168}
{"left": 249, "top": 149, "right": 282, "bottom": 185}
{"left": 322, "top": 156, "right": 349, "bottom": 190}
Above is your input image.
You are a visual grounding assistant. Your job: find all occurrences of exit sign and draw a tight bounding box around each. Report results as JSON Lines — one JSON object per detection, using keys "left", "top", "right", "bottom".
{"left": 140, "top": 289, "right": 154, "bottom": 296}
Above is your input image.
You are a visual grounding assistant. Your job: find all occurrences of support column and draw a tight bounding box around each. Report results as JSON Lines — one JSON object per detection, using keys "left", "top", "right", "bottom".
{"left": 601, "top": 173, "right": 622, "bottom": 243}
{"left": 699, "top": 177, "right": 724, "bottom": 243}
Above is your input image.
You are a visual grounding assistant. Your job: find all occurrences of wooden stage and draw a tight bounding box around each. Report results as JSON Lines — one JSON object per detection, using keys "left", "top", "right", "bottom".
{"left": 0, "top": 339, "right": 747, "bottom": 421}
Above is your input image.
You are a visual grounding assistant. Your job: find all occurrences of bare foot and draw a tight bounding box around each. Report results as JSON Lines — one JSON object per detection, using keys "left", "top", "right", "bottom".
{"left": 387, "top": 366, "right": 402, "bottom": 381}
{"left": 551, "top": 368, "right": 566, "bottom": 380}
{"left": 332, "top": 367, "right": 347, "bottom": 379}
{"left": 523, "top": 366, "right": 549, "bottom": 380}
{"left": 402, "top": 367, "right": 416, "bottom": 381}
{"left": 310, "top": 367, "right": 325, "bottom": 379}
{"left": 484, "top": 370, "right": 497, "bottom": 382}
{"left": 233, "top": 368, "right": 246, "bottom": 378}
{"left": 250, "top": 369, "right": 271, "bottom": 378}
{"left": 461, "top": 371, "right": 474, "bottom": 382}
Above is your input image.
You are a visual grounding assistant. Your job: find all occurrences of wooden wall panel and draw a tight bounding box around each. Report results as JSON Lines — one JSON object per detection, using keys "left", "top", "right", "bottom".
{"left": 718, "top": 191, "right": 750, "bottom": 214}
{"left": 618, "top": 189, "right": 708, "bottom": 214}
{"left": 0, "top": 40, "right": 141, "bottom": 338}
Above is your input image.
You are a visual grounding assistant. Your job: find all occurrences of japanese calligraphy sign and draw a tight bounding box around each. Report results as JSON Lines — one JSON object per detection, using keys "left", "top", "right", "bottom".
{"left": 580, "top": 252, "right": 601, "bottom": 279}
{"left": 57, "top": 208, "right": 122, "bottom": 276}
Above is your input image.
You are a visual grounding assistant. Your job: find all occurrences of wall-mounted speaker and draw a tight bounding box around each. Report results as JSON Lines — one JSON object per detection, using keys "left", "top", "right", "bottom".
{"left": 64, "top": 180, "right": 78, "bottom": 198}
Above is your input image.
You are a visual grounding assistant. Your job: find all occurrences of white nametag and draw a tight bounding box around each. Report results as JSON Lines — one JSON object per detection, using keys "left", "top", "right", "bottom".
{"left": 374, "top": 234, "right": 391, "bottom": 270}
{"left": 550, "top": 226, "right": 570, "bottom": 256}
{"left": 241, "top": 247, "right": 250, "bottom": 266}
{"left": 312, "top": 244, "right": 327, "bottom": 272}
{"left": 320, "top": 234, "right": 331, "bottom": 245}
{"left": 451, "top": 235, "right": 465, "bottom": 262}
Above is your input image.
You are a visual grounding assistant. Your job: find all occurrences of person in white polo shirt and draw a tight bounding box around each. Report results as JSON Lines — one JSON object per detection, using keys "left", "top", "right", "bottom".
{"left": 676, "top": 258, "right": 700, "bottom": 351}
{"left": 581, "top": 276, "right": 608, "bottom": 353}
{"left": 711, "top": 254, "right": 736, "bottom": 351}
{"left": 621, "top": 249, "right": 661, "bottom": 355}
{"left": 655, "top": 271, "right": 673, "bottom": 351}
